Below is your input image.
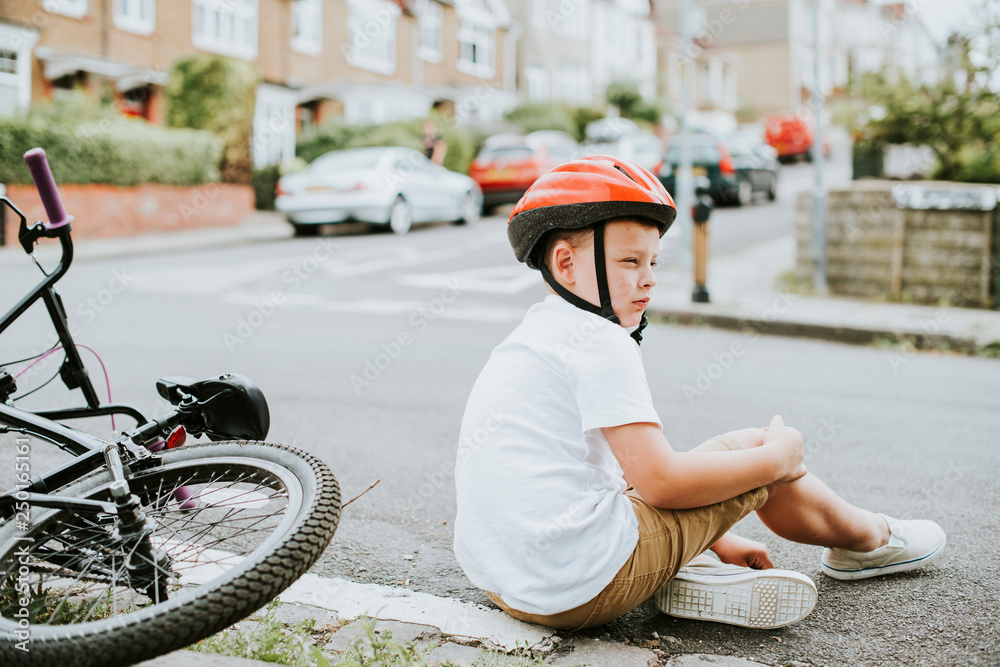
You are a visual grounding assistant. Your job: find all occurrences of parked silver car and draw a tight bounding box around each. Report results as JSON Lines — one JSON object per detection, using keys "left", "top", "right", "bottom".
{"left": 276, "top": 147, "right": 483, "bottom": 236}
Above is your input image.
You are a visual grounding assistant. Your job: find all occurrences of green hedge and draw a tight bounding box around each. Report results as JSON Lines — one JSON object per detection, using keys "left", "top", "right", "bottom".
{"left": 296, "top": 116, "right": 476, "bottom": 175}
{"left": 0, "top": 113, "right": 223, "bottom": 186}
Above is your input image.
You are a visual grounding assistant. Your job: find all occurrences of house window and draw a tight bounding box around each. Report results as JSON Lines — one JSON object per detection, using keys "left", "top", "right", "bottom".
{"left": 0, "top": 24, "right": 38, "bottom": 118}
{"left": 525, "top": 62, "right": 549, "bottom": 101}
{"left": 346, "top": 0, "right": 398, "bottom": 75}
{"left": 532, "top": 0, "right": 547, "bottom": 28}
{"left": 114, "top": 0, "right": 155, "bottom": 35}
{"left": 419, "top": 0, "right": 443, "bottom": 62}
{"left": 0, "top": 49, "right": 19, "bottom": 117}
{"left": 192, "top": 0, "right": 258, "bottom": 60}
{"left": 553, "top": 0, "right": 588, "bottom": 40}
{"left": 697, "top": 61, "right": 711, "bottom": 104}
{"left": 458, "top": 18, "right": 494, "bottom": 76}
{"left": 0, "top": 50, "right": 16, "bottom": 75}
{"left": 43, "top": 0, "right": 87, "bottom": 19}
{"left": 556, "top": 61, "right": 589, "bottom": 105}
{"left": 292, "top": 0, "right": 323, "bottom": 54}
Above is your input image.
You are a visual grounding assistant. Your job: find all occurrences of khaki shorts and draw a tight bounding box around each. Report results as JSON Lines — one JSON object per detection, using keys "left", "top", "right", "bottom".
{"left": 486, "top": 435, "right": 769, "bottom": 630}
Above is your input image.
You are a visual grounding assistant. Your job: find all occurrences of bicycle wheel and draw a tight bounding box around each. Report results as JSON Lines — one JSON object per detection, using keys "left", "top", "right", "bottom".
{"left": 0, "top": 440, "right": 341, "bottom": 667}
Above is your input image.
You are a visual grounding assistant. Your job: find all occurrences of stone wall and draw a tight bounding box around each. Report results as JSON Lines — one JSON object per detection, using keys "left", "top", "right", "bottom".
{"left": 796, "top": 181, "right": 998, "bottom": 308}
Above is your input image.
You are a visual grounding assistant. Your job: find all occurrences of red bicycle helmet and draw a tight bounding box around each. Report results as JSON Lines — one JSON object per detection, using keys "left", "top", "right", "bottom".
{"left": 507, "top": 155, "right": 676, "bottom": 344}
{"left": 509, "top": 155, "right": 676, "bottom": 269}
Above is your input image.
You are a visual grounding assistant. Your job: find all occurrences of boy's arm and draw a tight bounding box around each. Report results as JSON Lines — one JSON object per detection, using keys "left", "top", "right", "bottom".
{"left": 603, "top": 415, "right": 805, "bottom": 509}
{"left": 710, "top": 532, "right": 774, "bottom": 569}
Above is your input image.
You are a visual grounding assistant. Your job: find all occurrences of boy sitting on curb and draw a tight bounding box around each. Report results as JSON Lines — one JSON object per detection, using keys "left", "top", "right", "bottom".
{"left": 453, "top": 156, "right": 946, "bottom": 630}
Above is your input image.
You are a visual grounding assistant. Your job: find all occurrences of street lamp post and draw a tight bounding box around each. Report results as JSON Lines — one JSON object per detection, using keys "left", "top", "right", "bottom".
{"left": 810, "top": 0, "right": 828, "bottom": 294}
{"left": 675, "top": 0, "right": 695, "bottom": 283}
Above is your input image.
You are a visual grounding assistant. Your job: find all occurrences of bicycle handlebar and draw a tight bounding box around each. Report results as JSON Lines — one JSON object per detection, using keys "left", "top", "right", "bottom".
{"left": 24, "top": 147, "right": 73, "bottom": 229}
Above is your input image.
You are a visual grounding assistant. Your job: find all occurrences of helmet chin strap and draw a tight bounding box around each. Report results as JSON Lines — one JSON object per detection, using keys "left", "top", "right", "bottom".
{"left": 539, "top": 222, "right": 648, "bottom": 345}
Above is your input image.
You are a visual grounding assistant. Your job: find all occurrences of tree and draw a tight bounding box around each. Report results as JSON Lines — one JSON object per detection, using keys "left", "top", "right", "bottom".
{"left": 851, "top": 6, "right": 1000, "bottom": 183}
{"left": 166, "top": 55, "right": 257, "bottom": 184}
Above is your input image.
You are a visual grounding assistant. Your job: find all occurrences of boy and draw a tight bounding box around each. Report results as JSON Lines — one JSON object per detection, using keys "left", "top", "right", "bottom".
{"left": 453, "top": 156, "right": 945, "bottom": 630}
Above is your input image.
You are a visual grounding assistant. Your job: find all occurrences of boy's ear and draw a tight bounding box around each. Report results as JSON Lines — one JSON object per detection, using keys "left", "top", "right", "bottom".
{"left": 551, "top": 242, "right": 576, "bottom": 285}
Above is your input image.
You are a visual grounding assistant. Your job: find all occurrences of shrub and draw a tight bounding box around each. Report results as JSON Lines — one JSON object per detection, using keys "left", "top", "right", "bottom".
{"left": 504, "top": 102, "right": 576, "bottom": 136}
{"left": 0, "top": 102, "right": 223, "bottom": 186}
{"left": 252, "top": 165, "right": 280, "bottom": 210}
{"left": 571, "top": 107, "right": 605, "bottom": 142}
{"left": 295, "top": 116, "right": 477, "bottom": 175}
{"left": 296, "top": 120, "right": 369, "bottom": 164}
{"left": 605, "top": 80, "right": 644, "bottom": 118}
{"left": 166, "top": 55, "right": 257, "bottom": 184}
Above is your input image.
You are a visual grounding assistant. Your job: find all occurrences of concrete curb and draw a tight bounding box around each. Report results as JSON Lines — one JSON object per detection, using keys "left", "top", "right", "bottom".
{"left": 649, "top": 308, "right": 986, "bottom": 355}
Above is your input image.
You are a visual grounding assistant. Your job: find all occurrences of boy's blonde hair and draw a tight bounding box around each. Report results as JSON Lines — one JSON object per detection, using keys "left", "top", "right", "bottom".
{"left": 539, "top": 217, "right": 660, "bottom": 272}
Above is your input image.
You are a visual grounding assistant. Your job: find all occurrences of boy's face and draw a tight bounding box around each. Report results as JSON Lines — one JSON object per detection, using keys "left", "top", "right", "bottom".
{"left": 553, "top": 219, "right": 660, "bottom": 328}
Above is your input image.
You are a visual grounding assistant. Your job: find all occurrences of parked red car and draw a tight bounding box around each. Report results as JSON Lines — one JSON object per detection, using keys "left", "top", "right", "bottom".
{"left": 469, "top": 131, "right": 577, "bottom": 210}
{"left": 764, "top": 112, "right": 829, "bottom": 163}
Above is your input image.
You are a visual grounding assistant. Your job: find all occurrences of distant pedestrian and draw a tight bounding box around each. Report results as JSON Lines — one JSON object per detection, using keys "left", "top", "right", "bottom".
{"left": 423, "top": 120, "right": 447, "bottom": 166}
{"left": 453, "top": 155, "right": 946, "bottom": 631}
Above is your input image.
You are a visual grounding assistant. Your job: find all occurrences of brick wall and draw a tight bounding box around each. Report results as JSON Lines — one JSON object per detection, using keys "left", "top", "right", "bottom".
{"left": 795, "top": 180, "right": 998, "bottom": 308}
{"left": 3, "top": 183, "right": 253, "bottom": 240}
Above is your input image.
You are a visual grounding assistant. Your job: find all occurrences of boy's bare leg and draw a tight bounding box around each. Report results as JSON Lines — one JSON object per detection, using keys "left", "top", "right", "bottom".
{"left": 721, "top": 428, "right": 890, "bottom": 552}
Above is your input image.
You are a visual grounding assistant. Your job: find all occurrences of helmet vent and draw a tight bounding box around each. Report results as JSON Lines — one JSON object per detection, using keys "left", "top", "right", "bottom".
{"left": 614, "top": 164, "right": 638, "bottom": 183}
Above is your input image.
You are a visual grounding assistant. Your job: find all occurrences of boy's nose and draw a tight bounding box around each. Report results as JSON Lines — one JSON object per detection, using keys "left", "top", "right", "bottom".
{"left": 642, "top": 266, "right": 656, "bottom": 288}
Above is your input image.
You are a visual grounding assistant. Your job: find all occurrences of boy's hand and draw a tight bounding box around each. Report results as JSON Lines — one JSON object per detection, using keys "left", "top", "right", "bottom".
{"left": 762, "top": 415, "right": 807, "bottom": 482}
{"left": 711, "top": 533, "right": 774, "bottom": 569}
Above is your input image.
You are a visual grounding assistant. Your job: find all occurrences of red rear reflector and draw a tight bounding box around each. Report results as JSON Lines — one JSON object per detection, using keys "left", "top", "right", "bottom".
{"left": 167, "top": 426, "right": 187, "bottom": 450}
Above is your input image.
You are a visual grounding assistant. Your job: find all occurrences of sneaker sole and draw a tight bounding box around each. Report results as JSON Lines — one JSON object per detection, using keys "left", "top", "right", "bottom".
{"left": 821, "top": 535, "right": 947, "bottom": 581}
{"left": 654, "top": 569, "right": 817, "bottom": 629}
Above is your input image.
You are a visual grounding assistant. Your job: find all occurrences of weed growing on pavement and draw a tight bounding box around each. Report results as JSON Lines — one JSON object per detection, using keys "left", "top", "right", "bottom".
{"left": 979, "top": 340, "right": 1000, "bottom": 358}
{"left": 776, "top": 270, "right": 813, "bottom": 295}
{"left": 335, "top": 617, "right": 428, "bottom": 666}
{"left": 190, "top": 600, "right": 331, "bottom": 667}
{"left": 472, "top": 640, "right": 547, "bottom": 666}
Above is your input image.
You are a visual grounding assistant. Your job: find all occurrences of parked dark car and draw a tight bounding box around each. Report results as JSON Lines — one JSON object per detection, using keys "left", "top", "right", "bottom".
{"left": 658, "top": 132, "right": 779, "bottom": 206}
{"left": 726, "top": 130, "right": 780, "bottom": 202}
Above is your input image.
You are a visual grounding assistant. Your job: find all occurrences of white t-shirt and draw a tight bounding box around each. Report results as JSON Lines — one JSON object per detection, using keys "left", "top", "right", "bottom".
{"left": 453, "top": 295, "right": 662, "bottom": 616}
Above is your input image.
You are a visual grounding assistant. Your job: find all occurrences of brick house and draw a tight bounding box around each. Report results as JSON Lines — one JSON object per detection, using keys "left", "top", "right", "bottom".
{"left": 512, "top": 0, "right": 658, "bottom": 108}
{"left": 0, "top": 0, "right": 516, "bottom": 167}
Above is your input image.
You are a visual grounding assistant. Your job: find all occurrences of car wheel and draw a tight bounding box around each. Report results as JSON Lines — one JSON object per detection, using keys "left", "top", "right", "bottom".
{"left": 736, "top": 178, "right": 753, "bottom": 207}
{"left": 388, "top": 196, "right": 412, "bottom": 235}
{"left": 767, "top": 176, "right": 777, "bottom": 201}
{"left": 291, "top": 222, "right": 320, "bottom": 237}
{"left": 455, "top": 191, "right": 480, "bottom": 226}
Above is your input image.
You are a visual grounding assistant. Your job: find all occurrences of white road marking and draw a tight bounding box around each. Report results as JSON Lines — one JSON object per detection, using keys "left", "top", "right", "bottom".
{"left": 280, "top": 573, "right": 552, "bottom": 651}
{"left": 397, "top": 265, "right": 540, "bottom": 294}
{"left": 323, "top": 247, "right": 465, "bottom": 279}
{"left": 218, "top": 293, "right": 524, "bottom": 322}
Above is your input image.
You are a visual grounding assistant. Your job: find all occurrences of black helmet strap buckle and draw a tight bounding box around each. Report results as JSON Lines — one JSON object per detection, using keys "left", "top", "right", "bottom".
{"left": 540, "top": 222, "right": 647, "bottom": 346}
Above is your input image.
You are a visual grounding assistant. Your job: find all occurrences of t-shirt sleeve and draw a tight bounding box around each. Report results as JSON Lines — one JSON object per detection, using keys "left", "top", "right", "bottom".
{"left": 565, "top": 325, "right": 662, "bottom": 432}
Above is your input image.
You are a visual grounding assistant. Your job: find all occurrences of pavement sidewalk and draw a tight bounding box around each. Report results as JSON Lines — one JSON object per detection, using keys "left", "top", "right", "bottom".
{"left": 651, "top": 233, "right": 1000, "bottom": 354}
{"left": 138, "top": 575, "right": 764, "bottom": 667}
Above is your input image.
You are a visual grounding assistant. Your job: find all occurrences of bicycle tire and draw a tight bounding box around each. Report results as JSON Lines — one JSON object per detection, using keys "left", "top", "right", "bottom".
{"left": 0, "top": 440, "right": 341, "bottom": 667}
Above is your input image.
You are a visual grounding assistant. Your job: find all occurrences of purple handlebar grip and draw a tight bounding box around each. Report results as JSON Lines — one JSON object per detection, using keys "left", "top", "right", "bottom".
{"left": 23, "top": 148, "right": 73, "bottom": 228}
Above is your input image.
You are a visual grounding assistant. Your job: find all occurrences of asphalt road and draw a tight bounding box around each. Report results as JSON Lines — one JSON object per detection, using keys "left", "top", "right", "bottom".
{"left": 1, "top": 159, "right": 997, "bottom": 665}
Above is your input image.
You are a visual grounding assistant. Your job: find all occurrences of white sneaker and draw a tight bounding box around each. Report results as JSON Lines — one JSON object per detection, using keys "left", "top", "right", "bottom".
{"left": 821, "top": 514, "right": 946, "bottom": 581}
{"left": 654, "top": 557, "right": 817, "bottom": 629}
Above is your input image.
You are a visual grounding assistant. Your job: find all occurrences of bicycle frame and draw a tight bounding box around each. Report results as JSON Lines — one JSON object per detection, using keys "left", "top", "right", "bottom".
{"left": 0, "top": 195, "right": 146, "bottom": 425}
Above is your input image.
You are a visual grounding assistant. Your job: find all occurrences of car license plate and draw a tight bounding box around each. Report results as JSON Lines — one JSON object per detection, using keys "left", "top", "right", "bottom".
{"left": 485, "top": 168, "right": 516, "bottom": 182}
{"left": 305, "top": 185, "right": 333, "bottom": 193}
{"left": 673, "top": 167, "right": 708, "bottom": 177}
